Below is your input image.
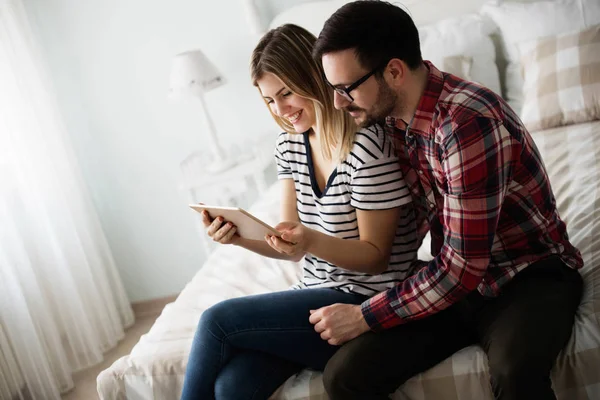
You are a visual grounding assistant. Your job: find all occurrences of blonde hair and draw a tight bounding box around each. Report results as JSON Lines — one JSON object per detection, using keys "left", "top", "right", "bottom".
{"left": 250, "top": 24, "right": 356, "bottom": 163}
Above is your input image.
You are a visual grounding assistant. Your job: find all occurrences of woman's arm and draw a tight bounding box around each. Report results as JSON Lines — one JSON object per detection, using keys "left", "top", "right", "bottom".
{"left": 279, "top": 178, "right": 301, "bottom": 222}
{"left": 267, "top": 206, "right": 402, "bottom": 274}
{"left": 232, "top": 237, "right": 301, "bottom": 261}
{"left": 308, "top": 206, "right": 401, "bottom": 273}
{"left": 267, "top": 128, "right": 412, "bottom": 274}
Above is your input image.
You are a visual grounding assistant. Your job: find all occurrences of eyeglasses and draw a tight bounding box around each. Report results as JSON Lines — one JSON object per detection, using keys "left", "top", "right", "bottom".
{"left": 326, "top": 62, "right": 387, "bottom": 103}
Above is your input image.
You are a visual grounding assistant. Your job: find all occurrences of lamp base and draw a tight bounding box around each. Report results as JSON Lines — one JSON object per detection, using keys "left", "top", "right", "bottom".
{"left": 206, "top": 157, "right": 237, "bottom": 173}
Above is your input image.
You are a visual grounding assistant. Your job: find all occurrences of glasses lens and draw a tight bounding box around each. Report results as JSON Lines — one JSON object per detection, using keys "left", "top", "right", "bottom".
{"left": 336, "top": 88, "right": 353, "bottom": 103}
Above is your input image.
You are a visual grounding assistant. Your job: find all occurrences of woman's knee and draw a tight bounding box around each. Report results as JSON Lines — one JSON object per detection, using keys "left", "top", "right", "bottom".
{"left": 197, "top": 299, "right": 234, "bottom": 338}
{"left": 214, "top": 374, "right": 237, "bottom": 400}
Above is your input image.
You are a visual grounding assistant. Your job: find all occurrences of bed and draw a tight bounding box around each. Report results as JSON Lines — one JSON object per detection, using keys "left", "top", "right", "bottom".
{"left": 97, "top": 0, "right": 600, "bottom": 398}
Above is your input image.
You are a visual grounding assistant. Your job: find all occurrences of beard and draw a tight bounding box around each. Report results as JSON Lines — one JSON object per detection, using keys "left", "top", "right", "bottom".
{"left": 345, "top": 80, "right": 401, "bottom": 128}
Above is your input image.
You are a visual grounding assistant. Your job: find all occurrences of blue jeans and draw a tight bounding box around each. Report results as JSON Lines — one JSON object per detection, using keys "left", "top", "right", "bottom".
{"left": 180, "top": 288, "right": 367, "bottom": 400}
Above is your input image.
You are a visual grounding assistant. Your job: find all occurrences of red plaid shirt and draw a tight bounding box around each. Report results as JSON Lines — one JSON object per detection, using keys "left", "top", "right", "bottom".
{"left": 361, "top": 61, "right": 583, "bottom": 331}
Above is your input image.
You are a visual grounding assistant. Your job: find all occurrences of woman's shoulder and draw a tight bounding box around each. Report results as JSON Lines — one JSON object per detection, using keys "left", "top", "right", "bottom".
{"left": 353, "top": 124, "right": 387, "bottom": 147}
{"left": 347, "top": 123, "right": 395, "bottom": 164}
{"left": 276, "top": 131, "right": 305, "bottom": 149}
{"left": 276, "top": 131, "right": 291, "bottom": 142}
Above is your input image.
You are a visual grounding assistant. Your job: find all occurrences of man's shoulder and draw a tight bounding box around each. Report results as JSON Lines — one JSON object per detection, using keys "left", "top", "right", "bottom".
{"left": 432, "top": 77, "right": 519, "bottom": 142}
{"left": 440, "top": 78, "right": 504, "bottom": 122}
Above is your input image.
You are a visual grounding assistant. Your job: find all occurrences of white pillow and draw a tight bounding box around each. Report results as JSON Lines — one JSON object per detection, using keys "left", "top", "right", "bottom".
{"left": 439, "top": 55, "right": 473, "bottom": 81}
{"left": 481, "top": 0, "right": 600, "bottom": 113}
{"left": 420, "top": 14, "right": 501, "bottom": 95}
{"left": 268, "top": 0, "right": 347, "bottom": 36}
{"left": 268, "top": 0, "right": 493, "bottom": 31}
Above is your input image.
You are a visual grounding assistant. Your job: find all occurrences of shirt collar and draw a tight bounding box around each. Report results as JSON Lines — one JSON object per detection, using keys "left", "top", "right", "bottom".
{"left": 385, "top": 61, "right": 443, "bottom": 139}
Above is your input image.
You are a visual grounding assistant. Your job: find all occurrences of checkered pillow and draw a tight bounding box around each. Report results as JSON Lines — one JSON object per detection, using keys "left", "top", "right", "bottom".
{"left": 518, "top": 24, "right": 600, "bottom": 132}
{"left": 440, "top": 55, "right": 472, "bottom": 81}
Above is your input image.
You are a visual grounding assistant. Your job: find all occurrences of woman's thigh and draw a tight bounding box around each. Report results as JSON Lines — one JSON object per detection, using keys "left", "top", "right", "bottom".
{"left": 202, "top": 288, "right": 366, "bottom": 370}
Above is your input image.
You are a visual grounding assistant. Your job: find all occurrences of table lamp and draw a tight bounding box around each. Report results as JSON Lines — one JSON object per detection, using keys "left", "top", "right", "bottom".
{"left": 168, "top": 49, "right": 235, "bottom": 172}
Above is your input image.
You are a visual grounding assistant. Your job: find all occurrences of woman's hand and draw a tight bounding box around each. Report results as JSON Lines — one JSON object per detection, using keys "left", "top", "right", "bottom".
{"left": 265, "top": 221, "right": 311, "bottom": 260}
{"left": 200, "top": 208, "right": 239, "bottom": 245}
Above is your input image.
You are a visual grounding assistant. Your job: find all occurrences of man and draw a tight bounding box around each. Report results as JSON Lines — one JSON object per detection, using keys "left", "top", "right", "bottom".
{"left": 307, "top": 1, "right": 584, "bottom": 399}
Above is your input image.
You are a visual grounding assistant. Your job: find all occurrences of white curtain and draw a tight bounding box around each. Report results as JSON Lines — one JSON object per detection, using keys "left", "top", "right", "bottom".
{"left": 0, "top": 1, "right": 135, "bottom": 399}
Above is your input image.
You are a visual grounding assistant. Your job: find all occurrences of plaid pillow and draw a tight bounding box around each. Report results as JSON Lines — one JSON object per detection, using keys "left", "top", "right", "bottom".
{"left": 518, "top": 24, "right": 600, "bottom": 132}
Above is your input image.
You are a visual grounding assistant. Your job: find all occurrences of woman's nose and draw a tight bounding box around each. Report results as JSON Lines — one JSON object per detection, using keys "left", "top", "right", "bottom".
{"left": 273, "top": 99, "right": 288, "bottom": 116}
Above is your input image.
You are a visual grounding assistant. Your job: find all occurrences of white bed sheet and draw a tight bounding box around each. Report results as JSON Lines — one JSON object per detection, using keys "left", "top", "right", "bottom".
{"left": 97, "top": 122, "right": 600, "bottom": 400}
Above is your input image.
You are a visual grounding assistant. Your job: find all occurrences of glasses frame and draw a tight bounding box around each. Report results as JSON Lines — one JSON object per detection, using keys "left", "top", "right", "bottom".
{"left": 327, "top": 61, "right": 388, "bottom": 103}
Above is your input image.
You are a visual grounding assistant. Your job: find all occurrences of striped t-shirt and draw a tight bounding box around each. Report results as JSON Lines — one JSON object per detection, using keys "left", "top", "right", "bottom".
{"left": 274, "top": 125, "right": 419, "bottom": 296}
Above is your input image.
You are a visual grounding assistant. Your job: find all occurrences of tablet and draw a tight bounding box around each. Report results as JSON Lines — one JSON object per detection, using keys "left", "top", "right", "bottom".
{"left": 189, "top": 204, "right": 282, "bottom": 241}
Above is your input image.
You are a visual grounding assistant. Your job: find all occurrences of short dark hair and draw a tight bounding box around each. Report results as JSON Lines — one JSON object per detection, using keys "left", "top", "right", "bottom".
{"left": 313, "top": 1, "right": 422, "bottom": 71}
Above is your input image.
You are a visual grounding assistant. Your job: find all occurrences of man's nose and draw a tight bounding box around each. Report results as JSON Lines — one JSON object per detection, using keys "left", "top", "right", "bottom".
{"left": 333, "top": 91, "right": 350, "bottom": 110}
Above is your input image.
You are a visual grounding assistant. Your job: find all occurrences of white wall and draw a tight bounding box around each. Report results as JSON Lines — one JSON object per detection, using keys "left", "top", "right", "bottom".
{"left": 24, "top": 0, "right": 279, "bottom": 302}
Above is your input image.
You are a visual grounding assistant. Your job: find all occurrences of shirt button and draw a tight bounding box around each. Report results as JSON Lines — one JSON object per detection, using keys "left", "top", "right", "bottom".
{"left": 418, "top": 170, "right": 424, "bottom": 175}
{"left": 429, "top": 203, "right": 435, "bottom": 209}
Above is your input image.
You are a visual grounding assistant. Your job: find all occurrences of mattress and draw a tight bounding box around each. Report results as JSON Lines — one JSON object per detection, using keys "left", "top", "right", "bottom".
{"left": 97, "top": 121, "right": 600, "bottom": 400}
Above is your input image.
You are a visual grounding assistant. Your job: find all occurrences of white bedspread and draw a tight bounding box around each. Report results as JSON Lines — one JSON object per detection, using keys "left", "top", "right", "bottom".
{"left": 98, "top": 121, "right": 600, "bottom": 400}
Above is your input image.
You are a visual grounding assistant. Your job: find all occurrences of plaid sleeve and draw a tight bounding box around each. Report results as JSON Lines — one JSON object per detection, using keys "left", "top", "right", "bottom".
{"left": 362, "top": 118, "right": 519, "bottom": 331}
{"left": 274, "top": 133, "right": 293, "bottom": 180}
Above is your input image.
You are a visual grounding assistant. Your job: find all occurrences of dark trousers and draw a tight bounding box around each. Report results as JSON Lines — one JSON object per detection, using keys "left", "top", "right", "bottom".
{"left": 323, "top": 256, "right": 584, "bottom": 400}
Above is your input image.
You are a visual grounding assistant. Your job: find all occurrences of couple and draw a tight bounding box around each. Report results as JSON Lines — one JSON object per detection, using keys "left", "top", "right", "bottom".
{"left": 181, "top": 2, "right": 584, "bottom": 399}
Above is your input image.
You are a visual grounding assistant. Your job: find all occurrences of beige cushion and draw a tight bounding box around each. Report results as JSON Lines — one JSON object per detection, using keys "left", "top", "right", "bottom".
{"left": 518, "top": 24, "right": 600, "bottom": 132}
{"left": 440, "top": 55, "right": 473, "bottom": 81}
{"left": 481, "top": 0, "right": 600, "bottom": 114}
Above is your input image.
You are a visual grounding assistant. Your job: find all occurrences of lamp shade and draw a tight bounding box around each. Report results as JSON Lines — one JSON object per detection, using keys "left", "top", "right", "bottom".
{"left": 168, "top": 49, "right": 225, "bottom": 98}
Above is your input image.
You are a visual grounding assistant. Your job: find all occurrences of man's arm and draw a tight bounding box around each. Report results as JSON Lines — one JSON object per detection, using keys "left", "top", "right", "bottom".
{"left": 362, "top": 118, "right": 519, "bottom": 331}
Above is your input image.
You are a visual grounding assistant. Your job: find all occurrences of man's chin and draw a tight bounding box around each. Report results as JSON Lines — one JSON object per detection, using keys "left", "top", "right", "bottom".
{"left": 348, "top": 113, "right": 367, "bottom": 127}
{"left": 352, "top": 118, "right": 367, "bottom": 129}
{"left": 356, "top": 116, "right": 380, "bottom": 129}
{"left": 347, "top": 110, "right": 378, "bottom": 128}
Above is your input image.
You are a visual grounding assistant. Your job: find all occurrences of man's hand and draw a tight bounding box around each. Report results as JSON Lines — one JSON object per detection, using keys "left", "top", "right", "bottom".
{"left": 309, "top": 303, "right": 370, "bottom": 345}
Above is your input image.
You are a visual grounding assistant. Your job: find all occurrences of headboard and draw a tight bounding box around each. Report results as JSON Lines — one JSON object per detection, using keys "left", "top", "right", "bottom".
{"left": 242, "top": 0, "right": 545, "bottom": 34}
{"left": 243, "top": 0, "right": 498, "bottom": 34}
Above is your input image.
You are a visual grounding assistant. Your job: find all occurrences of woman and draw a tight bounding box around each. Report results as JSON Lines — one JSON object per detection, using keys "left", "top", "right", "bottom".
{"left": 180, "top": 24, "right": 418, "bottom": 400}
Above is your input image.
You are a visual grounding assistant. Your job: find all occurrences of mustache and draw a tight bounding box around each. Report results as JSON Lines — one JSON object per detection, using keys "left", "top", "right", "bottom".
{"left": 344, "top": 105, "right": 364, "bottom": 113}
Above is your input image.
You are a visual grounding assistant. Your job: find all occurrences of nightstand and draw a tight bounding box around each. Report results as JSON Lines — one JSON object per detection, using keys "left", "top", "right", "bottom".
{"left": 180, "top": 133, "right": 277, "bottom": 255}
